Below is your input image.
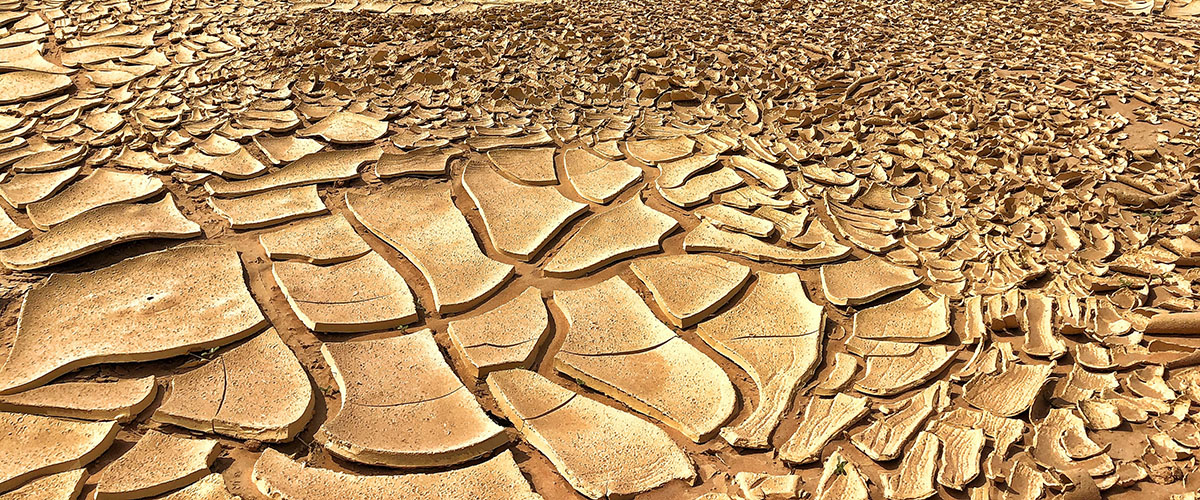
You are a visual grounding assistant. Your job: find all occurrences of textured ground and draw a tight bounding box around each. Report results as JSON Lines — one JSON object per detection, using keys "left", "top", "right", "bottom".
{"left": 0, "top": 0, "right": 1200, "bottom": 498}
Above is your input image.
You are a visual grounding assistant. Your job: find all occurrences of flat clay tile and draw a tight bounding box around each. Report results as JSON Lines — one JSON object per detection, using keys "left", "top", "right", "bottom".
{"left": 0, "top": 376, "right": 155, "bottom": 423}
{"left": 0, "top": 195, "right": 202, "bottom": 271}
{"left": 0, "top": 71, "right": 71, "bottom": 104}
{"left": 881, "top": 431, "right": 939, "bottom": 500}
{"left": 346, "top": 180, "right": 514, "bottom": 313}
{"left": 171, "top": 147, "right": 268, "bottom": 179}
{"left": 625, "top": 136, "right": 695, "bottom": 164}
{"left": 205, "top": 145, "right": 381, "bottom": 197}
{"left": 0, "top": 244, "right": 266, "bottom": 394}
{"left": 850, "top": 382, "right": 948, "bottom": 461}
{"left": 544, "top": 195, "right": 678, "bottom": 277}
{"left": 251, "top": 448, "right": 542, "bottom": 500}
{"left": 316, "top": 330, "right": 506, "bottom": 467}
{"left": 629, "top": 254, "right": 751, "bottom": 327}
{"left": 777, "top": 394, "right": 870, "bottom": 465}
{"left": 465, "top": 129, "right": 553, "bottom": 151}
{"left": 0, "top": 209, "right": 28, "bottom": 248}
{"left": 850, "top": 289, "right": 951, "bottom": 342}
{"left": 727, "top": 156, "right": 788, "bottom": 192}
{"left": 91, "top": 430, "right": 219, "bottom": 500}
{"left": 487, "top": 369, "right": 694, "bottom": 499}
{"left": 657, "top": 167, "right": 743, "bottom": 208}
{"left": 0, "top": 468, "right": 85, "bottom": 500}
{"left": 695, "top": 205, "right": 775, "bottom": 237}
{"left": 446, "top": 287, "right": 549, "bottom": 379}
{"left": 257, "top": 214, "right": 371, "bottom": 264}
{"left": 273, "top": 252, "right": 416, "bottom": 332}
{"left": 375, "top": 147, "right": 460, "bottom": 178}
{"left": 819, "top": 256, "right": 923, "bottom": 306}
{"left": 298, "top": 112, "right": 387, "bottom": 144}
{"left": 854, "top": 344, "right": 958, "bottom": 396}
{"left": 461, "top": 159, "right": 587, "bottom": 260}
{"left": 157, "top": 473, "right": 240, "bottom": 500}
{"left": 0, "top": 166, "right": 80, "bottom": 208}
{"left": 962, "top": 362, "right": 1053, "bottom": 417}
{"left": 656, "top": 153, "right": 718, "bottom": 189}
{"left": 814, "top": 448, "right": 869, "bottom": 500}
{"left": 552, "top": 276, "right": 736, "bottom": 442}
{"left": 561, "top": 148, "right": 643, "bottom": 204}
{"left": 154, "top": 329, "right": 314, "bottom": 442}
{"left": 684, "top": 221, "right": 850, "bottom": 265}
{"left": 25, "top": 169, "right": 165, "bottom": 229}
{"left": 0, "top": 412, "right": 117, "bottom": 493}
{"left": 486, "top": 147, "right": 557, "bottom": 185}
{"left": 208, "top": 185, "right": 327, "bottom": 230}
{"left": 696, "top": 272, "right": 824, "bottom": 449}
{"left": 253, "top": 135, "right": 325, "bottom": 165}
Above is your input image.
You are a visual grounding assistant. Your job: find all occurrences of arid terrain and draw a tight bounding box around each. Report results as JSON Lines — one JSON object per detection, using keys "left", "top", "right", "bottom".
{"left": 0, "top": 0, "right": 1199, "bottom": 498}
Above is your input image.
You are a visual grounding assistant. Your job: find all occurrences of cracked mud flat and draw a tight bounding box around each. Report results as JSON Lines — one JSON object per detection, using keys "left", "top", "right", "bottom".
{"left": 0, "top": 0, "right": 1200, "bottom": 497}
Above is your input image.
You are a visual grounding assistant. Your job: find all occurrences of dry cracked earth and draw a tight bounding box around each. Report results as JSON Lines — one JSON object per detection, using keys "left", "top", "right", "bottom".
{"left": 0, "top": 0, "right": 1199, "bottom": 498}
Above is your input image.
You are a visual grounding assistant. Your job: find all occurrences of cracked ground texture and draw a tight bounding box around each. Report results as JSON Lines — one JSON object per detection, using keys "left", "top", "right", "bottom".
{"left": 0, "top": 0, "right": 1198, "bottom": 497}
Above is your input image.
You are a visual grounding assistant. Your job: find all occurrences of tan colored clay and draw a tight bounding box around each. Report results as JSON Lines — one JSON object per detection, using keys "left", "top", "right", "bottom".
{"left": 0, "top": 376, "right": 155, "bottom": 423}
{"left": 778, "top": 394, "right": 869, "bottom": 465}
{"left": 273, "top": 252, "right": 417, "bottom": 332}
{"left": 26, "top": 169, "right": 165, "bottom": 229}
{"left": 0, "top": 468, "right": 85, "bottom": 500}
{"left": 561, "top": 148, "right": 643, "bottom": 204}
{"left": 486, "top": 147, "right": 558, "bottom": 185}
{"left": 630, "top": 254, "right": 751, "bottom": 327}
{"left": 347, "top": 180, "right": 513, "bottom": 313}
{"left": 317, "top": 330, "right": 506, "bottom": 467}
{"left": 850, "top": 289, "right": 951, "bottom": 342}
{"left": 205, "top": 145, "right": 381, "bottom": 196}
{"left": 819, "top": 256, "right": 922, "bottom": 306}
{"left": 0, "top": 412, "right": 117, "bottom": 493}
{"left": 487, "top": 369, "right": 694, "bottom": 499}
{"left": 92, "top": 430, "right": 219, "bottom": 500}
{"left": 0, "top": 244, "right": 266, "bottom": 394}
{"left": 462, "top": 159, "right": 587, "bottom": 260}
{"left": 209, "top": 184, "right": 327, "bottom": 230}
{"left": 544, "top": 195, "right": 678, "bottom": 277}
{"left": 154, "top": 329, "right": 314, "bottom": 442}
{"left": 447, "top": 287, "right": 549, "bottom": 379}
{"left": 684, "top": 221, "right": 850, "bottom": 265}
{"left": 257, "top": 214, "right": 371, "bottom": 264}
{"left": 0, "top": 166, "right": 80, "bottom": 208}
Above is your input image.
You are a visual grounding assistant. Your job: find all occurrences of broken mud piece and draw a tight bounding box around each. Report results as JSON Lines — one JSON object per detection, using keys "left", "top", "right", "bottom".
{"left": 258, "top": 214, "right": 371, "bottom": 265}
{"left": 0, "top": 244, "right": 265, "bottom": 394}
{"left": 92, "top": 430, "right": 219, "bottom": 500}
{"left": 171, "top": 148, "right": 268, "bottom": 180}
{"left": 0, "top": 166, "right": 80, "bottom": 208}
{"left": 1021, "top": 293, "right": 1066, "bottom": 359}
{"left": 465, "top": 129, "right": 553, "bottom": 151}
{"left": 487, "top": 369, "right": 694, "bottom": 499}
{"left": 205, "top": 145, "right": 381, "bottom": 197}
{"left": 695, "top": 205, "right": 775, "bottom": 237}
{"left": 939, "top": 407, "right": 1026, "bottom": 460}
{"left": 815, "top": 448, "right": 869, "bottom": 500}
{"left": 561, "top": 148, "right": 643, "bottom": 204}
{"left": 209, "top": 185, "right": 327, "bottom": 230}
{"left": 254, "top": 135, "right": 326, "bottom": 165}
{"left": 273, "top": 252, "right": 416, "bottom": 332}
{"left": 819, "top": 256, "right": 922, "bottom": 306}
{"left": 1031, "top": 409, "right": 1114, "bottom": 478}
{"left": 316, "top": 330, "right": 506, "bottom": 468}
{"left": 375, "top": 147, "right": 460, "bottom": 178}
{"left": 882, "top": 431, "right": 940, "bottom": 500}
{"left": 298, "top": 112, "right": 387, "bottom": 144}
{"left": 0, "top": 210, "right": 26, "bottom": 248}
{"left": 485, "top": 147, "right": 558, "bottom": 185}
{"left": 1145, "top": 312, "right": 1200, "bottom": 335}
{"left": 630, "top": 254, "right": 751, "bottom": 328}
{"left": 0, "top": 196, "right": 201, "bottom": 271}
{"left": 697, "top": 272, "right": 824, "bottom": 449}
{"left": 851, "top": 289, "right": 951, "bottom": 342}
{"left": 855, "top": 344, "right": 957, "bottom": 396}
{"left": 684, "top": 221, "right": 850, "bottom": 265}
{"left": 462, "top": 159, "right": 587, "bottom": 260}
{"left": 0, "top": 468, "right": 85, "bottom": 500}
{"left": 778, "top": 393, "right": 870, "bottom": 465}
{"left": 447, "top": 287, "right": 549, "bottom": 379}
{"left": 727, "top": 156, "right": 788, "bottom": 192}
{"left": 626, "top": 136, "right": 695, "bottom": 164}
{"left": 544, "top": 195, "right": 678, "bottom": 277}
{"left": 153, "top": 329, "right": 314, "bottom": 443}
{"left": 0, "top": 412, "right": 116, "bottom": 493}
{"left": 657, "top": 153, "right": 719, "bottom": 189}
{"left": 930, "top": 422, "right": 986, "bottom": 490}
{"left": 813, "top": 352, "right": 858, "bottom": 396}
{"left": 962, "top": 362, "right": 1053, "bottom": 417}
{"left": 734, "top": 472, "right": 801, "bottom": 500}
{"left": 347, "top": 180, "right": 513, "bottom": 313}
{"left": 1078, "top": 399, "right": 1123, "bottom": 430}
{"left": 251, "top": 448, "right": 542, "bottom": 500}
{"left": 657, "top": 167, "right": 744, "bottom": 208}
{"left": 851, "top": 382, "right": 948, "bottom": 461}
{"left": 0, "top": 376, "right": 154, "bottom": 423}
{"left": 25, "top": 168, "right": 164, "bottom": 229}
{"left": 553, "top": 276, "right": 736, "bottom": 442}
{"left": 158, "top": 473, "right": 240, "bottom": 500}
{"left": 0, "top": 71, "right": 71, "bottom": 104}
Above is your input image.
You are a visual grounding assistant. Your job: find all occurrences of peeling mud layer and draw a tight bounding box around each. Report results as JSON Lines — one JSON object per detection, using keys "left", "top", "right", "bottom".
{"left": 0, "top": 0, "right": 1199, "bottom": 498}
